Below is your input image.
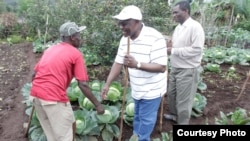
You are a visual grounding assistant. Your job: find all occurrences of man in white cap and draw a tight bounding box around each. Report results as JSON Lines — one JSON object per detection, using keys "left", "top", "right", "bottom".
{"left": 101, "top": 5, "right": 168, "bottom": 141}
{"left": 30, "top": 21, "right": 104, "bottom": 141}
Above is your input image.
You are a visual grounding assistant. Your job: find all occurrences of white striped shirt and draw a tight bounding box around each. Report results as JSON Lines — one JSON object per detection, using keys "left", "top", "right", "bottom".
{"left": 115, "top": 25, "right": 168, "bottom": 100}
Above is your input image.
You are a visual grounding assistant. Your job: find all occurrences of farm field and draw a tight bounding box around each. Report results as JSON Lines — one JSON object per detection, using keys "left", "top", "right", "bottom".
{"left": 0, "top": 42, "right": 249, "bottom": 141}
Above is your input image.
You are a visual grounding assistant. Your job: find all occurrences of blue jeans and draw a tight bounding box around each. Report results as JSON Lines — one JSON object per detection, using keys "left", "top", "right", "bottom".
{"left": 133, "top": 97, "right": 161, "bottom": 141}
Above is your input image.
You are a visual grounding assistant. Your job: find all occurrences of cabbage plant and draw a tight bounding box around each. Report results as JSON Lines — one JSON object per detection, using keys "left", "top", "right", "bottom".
{"left": 82, "top": 97, "right": 95, "bottom": 110}
{"left": 106, "top": 81, "right": 123, "bottom": 103}
{"left": 90, "top": 80, "right": 105, "bottom": 92}
{"left": 192, "top": 93, "right": 207, "bottom": 118}
{"left": 215, "top": 107, "right": 250, "bottom": 125}
{"left": 92, "top": 105, "right": 120, "bottom": 141}
{"left": 74, "top": 109, "right": 100, "bottom": 137}
{"left": 67, "top": 78, "right": 81, "bottom": 102}
{"left": 78, "top": 91, "right": 101, "bottom": 110}
{"left": 67, "top": 86, "right": 81, "bottom": 102}
{"left": 124, "top": 102, "right": 135, "bottom": 127}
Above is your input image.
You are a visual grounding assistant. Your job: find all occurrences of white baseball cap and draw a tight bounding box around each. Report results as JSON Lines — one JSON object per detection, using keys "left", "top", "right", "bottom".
{"left": 113, "top": 5, "right": 142, "bottom": 20}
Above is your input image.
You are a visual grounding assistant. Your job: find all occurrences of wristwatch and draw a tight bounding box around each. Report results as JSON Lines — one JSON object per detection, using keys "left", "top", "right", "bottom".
{"left": 137, "top": 62, "right": 141, "bottom": 69}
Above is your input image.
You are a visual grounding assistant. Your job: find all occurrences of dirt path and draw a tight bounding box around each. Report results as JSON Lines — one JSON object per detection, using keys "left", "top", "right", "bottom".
{"left": 0, "top": 43, "right": 40, "bottom": 141}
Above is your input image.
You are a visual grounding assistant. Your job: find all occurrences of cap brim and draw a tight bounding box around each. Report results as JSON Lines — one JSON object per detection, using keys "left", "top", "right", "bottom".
{"left": 78, "top": 26, "right": 86, "bottom": 32}
{"left": 112, "top": 15, "right": 130, "bottom": 20}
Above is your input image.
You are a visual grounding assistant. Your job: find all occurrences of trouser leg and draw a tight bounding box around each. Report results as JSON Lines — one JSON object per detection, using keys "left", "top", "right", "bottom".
{"left": 176, "top": 67, "right": 200, "bottom": 124}
{"left": 167, "top": 68, "right": 177, "bottom": 116}
{"left": 133, "top": 97, "right": 161, "bottom": 141}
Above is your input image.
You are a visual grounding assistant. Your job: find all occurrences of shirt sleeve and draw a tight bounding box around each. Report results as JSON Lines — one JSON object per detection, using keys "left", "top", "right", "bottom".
{"left": 115, "top": 37, "right": 126, "bottom": 64}
{"left": 74, "top": 54, "right": 89, "bottom": 81}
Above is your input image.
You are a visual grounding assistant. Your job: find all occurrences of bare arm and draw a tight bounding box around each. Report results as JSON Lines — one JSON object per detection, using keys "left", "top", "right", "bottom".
{"left": 124, "top": 54, "right": 166, "bottom": 73}
{"left": 78, "top": 80, "right": 104, "bottom": 114}
{"left": 101, "top": 62, "right": 123, "bottom": 99}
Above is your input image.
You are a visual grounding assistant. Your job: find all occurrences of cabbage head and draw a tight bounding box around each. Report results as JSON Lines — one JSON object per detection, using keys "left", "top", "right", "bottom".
{"left": 90, "top": 80, "right": 104, "bottom": 91}
{"left": 126, "top": 102, "right": 134, "bottom": 117}
{"left": 107, "top": 87, "right": 121, "bottom": 102}
{"left": 76, "top": 119, "right": 85, "bottom": 132}
{"left": 96, "top": 109, "right": 112, "bottom": 123}
{"left": 83, "top": 98, "right": 94, "bottom": 110}
{"left": 67, "top": 86, "right": 81, "bottom": 101}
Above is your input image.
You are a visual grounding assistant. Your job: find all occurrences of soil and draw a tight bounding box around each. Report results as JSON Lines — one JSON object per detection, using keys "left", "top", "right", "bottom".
{"left": 0, "top": 42, "right": 249, "bottom": 141}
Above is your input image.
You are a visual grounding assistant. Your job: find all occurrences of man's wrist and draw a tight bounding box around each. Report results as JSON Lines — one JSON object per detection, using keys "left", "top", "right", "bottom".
{"left": 136, "top": 61, "right": 141, "bottom": 69}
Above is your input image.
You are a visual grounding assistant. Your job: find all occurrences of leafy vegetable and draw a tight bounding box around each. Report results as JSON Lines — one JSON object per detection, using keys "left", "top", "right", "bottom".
{"left": 83, "top": 98, "right": 95, "bottom": 110}
{"left": 107, "top": 87, "right": 121, "bottom": 102}
{"left": 192, "top": 93, "right": 207, "bottom": 118}
{"left": 90, "top": 80, "right": 105, "bottom": 91}
{"left": 125, "top": 102, "right": 134, "bottom": 117}
{"left": 215, "top": 107, "right": 250, "bottom": 125}
{"left": 96, "top": 109, "right": 112, "bottom": 123}
{"left": 93, "top": 105, "right": 120, "bottom": 141}
{"left": 76, "top": 119, "right": 85, "bottom": 133}
{"left": 204, "top": 63, "right": 221, "bottom": 73}
{"left": 106, "top": 81, "right": 123, "bottom": 102}
{"left": 74, "top": 109, "right": 99, "bottom": 136}
{"left": 67, "top": 86, "right": 81, "bottom": 101}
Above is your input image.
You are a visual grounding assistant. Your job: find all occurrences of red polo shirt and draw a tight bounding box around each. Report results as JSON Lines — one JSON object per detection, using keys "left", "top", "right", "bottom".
{"left": 31, "top": 42, "right": 88, "bottom": 102}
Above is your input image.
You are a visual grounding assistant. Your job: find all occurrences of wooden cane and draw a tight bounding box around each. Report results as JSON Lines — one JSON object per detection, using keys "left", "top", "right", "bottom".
{"left": 236, "top": 71, "right": 250, "bottom": 101}
{"left": 24, "top": 105, "right": 35, "bottom": 137}
{"left": 159, "top": 69, "right": 168, "bottom": 132}
{"left": 118, "top": 37, "right": 130, "bottom": 141}
{"left": 159, "top": 95, "right": 165, "bottom": 132}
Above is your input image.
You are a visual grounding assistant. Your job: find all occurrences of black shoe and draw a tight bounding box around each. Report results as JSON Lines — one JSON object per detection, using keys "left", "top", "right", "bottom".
{"left": 164, "top": 114, "right": 177, "bottom": 122}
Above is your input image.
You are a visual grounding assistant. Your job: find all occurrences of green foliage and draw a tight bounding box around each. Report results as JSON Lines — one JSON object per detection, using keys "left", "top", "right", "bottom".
{"left": 190, "top": 0, "right": 250, "bottom": 47}
{"left": 92, "top": 105, "right": 120, "bottom": 141}
{"left": 106, "top": 81, "right": 123, "bottom": 103}
{"left": 67, "top": 78, "right": 82, "bottom": 102}
{"left": 192, "top": 93, "right": 207, "bottom": 118}
{"left": 90, "top": 80, "right": 105, "bottom": 92}
{"left": 204, "top": 63, "right": 221, "bottom": 73}
{"left": 78, "top": 90, "right": 101, "bottom": 110}
{"left": 21, "top": 82, "right": 32, "bottom": 106}
{"left": 197, "top": 77, "right": 207, "bottom": 92}
{"left": 32, "top": 38, "right": 60, "bottom": 53}
{"left": 215, "top": 107, "right": 250, "bottom": 125}
{"left": 6, "top": 34, "right": 23, "bottom": 44}
{"left": 74, "top": 109, "right": 99, "bottom": 136}
{"left": 16, "top": 0, "right": 172, "bottom": 65}
{"left": 203, "top": 46, "right": 250, "bottom": 65}
{"left": 82, "top": 97, "right": 95, "bottom": 110}
{"left": 221, "top": 65, "right": 241, "bottom": 81}
{"left": 124, "top": 102, "right": 135, "bottom": 127}
{"left": 0, "top": 1, "right": 7, "bottom": 14}
{"left": 233, "top": 19, "right": 250, "bottom": 31}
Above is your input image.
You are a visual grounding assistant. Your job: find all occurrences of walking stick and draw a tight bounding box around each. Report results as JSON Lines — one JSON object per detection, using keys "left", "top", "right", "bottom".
{"left": 159, "top": 95, "right": 165, "bottom": 132}
{"left": 118, "top": 36, "right": 130, "bottom": 141}
{"left": 236, "top": 71, "right": 250, "bottom": 101}
{"left": 159, "top": 69, "right": 168, "bottom": 132}
{"left": 24, "top": 105, "right": 35, "bottom": 137}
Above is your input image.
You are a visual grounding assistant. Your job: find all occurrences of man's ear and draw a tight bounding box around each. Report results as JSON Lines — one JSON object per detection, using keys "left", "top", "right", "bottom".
{"left": 70, "top": 35, "right": 76, "bottom": 41}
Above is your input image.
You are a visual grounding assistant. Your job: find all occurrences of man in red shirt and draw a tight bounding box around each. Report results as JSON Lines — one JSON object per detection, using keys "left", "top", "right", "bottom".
{"left": 30, "top": 21, "right": 104, "bottom": 141}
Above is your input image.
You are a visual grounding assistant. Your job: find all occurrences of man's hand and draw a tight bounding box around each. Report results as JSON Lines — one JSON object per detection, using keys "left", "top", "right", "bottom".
{"left": 101, "top": 85, "right": 109, "bottom": 100}
{"left": 124, "top": 54, "right": 137, "bottom": 68}
{"left": 167, "top": 39, "right": 172, "bottom": 48}
{"left": 96, "top": 104, "right": 105, "bottom": 114}
{"left": 167, "top": 47, "right": 172, "bottom": 55}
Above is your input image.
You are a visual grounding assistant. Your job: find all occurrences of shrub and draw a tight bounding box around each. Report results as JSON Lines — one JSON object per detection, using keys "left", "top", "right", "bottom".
{"left": 17, "top": 0, "right": 172, "bottom": 65}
